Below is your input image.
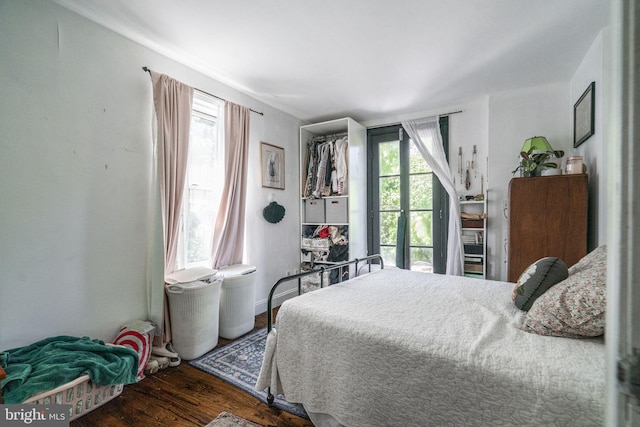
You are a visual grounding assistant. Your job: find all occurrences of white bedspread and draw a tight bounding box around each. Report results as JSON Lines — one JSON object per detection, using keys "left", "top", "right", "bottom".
{"left": 256, "top": 269, "right": 605, "bottom": 427}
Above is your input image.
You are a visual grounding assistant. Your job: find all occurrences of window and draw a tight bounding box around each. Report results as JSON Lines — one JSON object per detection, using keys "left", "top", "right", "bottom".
{"left": 175, "top": 92, "right": 224, "bottom": 270}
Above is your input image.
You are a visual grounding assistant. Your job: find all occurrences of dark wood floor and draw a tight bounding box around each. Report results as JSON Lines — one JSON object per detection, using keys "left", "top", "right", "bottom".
{"left": 71, "top": 311, "right": 313, "bottom": 427}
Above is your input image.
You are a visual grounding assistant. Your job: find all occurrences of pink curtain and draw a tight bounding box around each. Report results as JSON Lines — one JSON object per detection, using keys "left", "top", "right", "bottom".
{"left": 150, "top": 71, "right": 194, "bottom": 342}
{"left": 211, "top": 101, "right": 250, "bottom": 268}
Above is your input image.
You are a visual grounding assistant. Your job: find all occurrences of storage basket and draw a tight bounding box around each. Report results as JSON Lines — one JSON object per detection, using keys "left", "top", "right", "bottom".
{"left": 166, "top": 278, "right": 222, "bottom": 360}
{"left": 301, "top": 237, "right": 331, "bottom": 251}
{"left": 300, "top": 270, "right": 331, "bottom": 293}
{"left": 462, "top": 219, "right": 484, "bottom": 228}
{"left": 218, "top": 264, "right": 257, "bottom": 340}
{"left": 464, "top": 244, "right": 484, "bottom": 255}
{"left": 21, "top": 342, "right": 126, "bottom": 421}
{"left": 325, "top": 198, "right": 348, "bottom": 223}
{"left": 23, "top": 375, "right": 124, "bottom": 421}
{"left": 304, "top": 198, "right": 325, "bottom": 223}
{"left": 464, "top": 263, "right": 483, "bottom": 273}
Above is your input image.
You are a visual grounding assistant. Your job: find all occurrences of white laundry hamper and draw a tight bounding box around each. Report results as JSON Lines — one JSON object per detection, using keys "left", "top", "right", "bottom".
{"left": 217, "top": 264, "right": 257, "bottom": 339}
{"left": 166, "top": 268, "right": 221, "bottom": 360}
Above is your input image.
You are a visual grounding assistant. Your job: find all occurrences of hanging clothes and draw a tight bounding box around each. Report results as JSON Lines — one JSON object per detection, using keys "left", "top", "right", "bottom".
{"left": 303, "top": 135, "right": 349, "bottom": 198}
{"left": 334, "top": 137, "right": 348, "bottom": 195}
{"left": 313, "top": 142, "right": 331, "bottom": 198}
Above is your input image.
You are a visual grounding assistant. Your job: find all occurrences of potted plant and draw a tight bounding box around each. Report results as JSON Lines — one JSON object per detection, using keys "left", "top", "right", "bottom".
{"left": 512, "top": 147, "right": 565, "bottom": 177}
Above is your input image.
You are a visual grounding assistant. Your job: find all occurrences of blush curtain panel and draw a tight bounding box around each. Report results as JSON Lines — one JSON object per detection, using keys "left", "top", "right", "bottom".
{"left": 211, "top": 101, "right": 250, "bottom": 268}
{"left": 150, "top": 70, "right": 194, "bottom": 342}
{"left": 402, "top": 116, "right": 464, "bottom": 276}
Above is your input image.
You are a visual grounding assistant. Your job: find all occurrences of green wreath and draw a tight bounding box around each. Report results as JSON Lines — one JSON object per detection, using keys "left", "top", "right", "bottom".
{"left": 263, "top": 201, "right": 285, "bottom": 223}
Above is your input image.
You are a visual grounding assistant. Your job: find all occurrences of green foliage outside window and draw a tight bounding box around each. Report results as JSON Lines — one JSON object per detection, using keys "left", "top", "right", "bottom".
{"left": 378, "top": 141, "right": 435, "bottom": 269}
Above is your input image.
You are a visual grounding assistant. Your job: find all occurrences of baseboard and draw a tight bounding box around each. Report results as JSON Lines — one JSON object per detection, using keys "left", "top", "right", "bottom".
{"left": 254, "top": 286, "right": 299, "bottom": 315}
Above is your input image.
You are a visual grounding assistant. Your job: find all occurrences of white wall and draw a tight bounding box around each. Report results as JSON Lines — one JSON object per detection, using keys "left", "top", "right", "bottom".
{"left": 486, "top": 82, "right": 571, "bottom": 281}
{"left": 449, "top": 97, "right": 490, "bottom": 198}
{"left": 483, "top": 30, "right": 610, "bottom": 281}
{"left": 569, "top": 28, "right": 609, "bottom": 249}
{"left": 0, "top": 1, "right": 302, "bottom": 350}
{"left": 366, "top": 30, "right": 609, "bottom": 283}
{"left": 363, "top": 83, "right": 577, "bottom": 282}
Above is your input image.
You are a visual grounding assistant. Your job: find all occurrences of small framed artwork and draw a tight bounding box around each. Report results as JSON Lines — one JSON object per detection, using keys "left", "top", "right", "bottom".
{"left": 261, "top": 142, "right": 285, "bottom": 190}
{"left": 573, "top": 81, "right": 595, "bottom": 148}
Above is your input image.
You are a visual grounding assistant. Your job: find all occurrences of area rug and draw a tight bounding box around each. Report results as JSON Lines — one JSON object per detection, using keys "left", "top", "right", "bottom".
{"left": 190, "top": 327, "right": 308, "bottom": 419}
{"left": 205, "top": 411, "right": 263, "bottom": 427}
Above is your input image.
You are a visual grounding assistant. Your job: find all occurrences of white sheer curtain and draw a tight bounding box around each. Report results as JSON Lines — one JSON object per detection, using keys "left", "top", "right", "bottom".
{"left": 401, "top": 116, "right": 463, "bottom": 276}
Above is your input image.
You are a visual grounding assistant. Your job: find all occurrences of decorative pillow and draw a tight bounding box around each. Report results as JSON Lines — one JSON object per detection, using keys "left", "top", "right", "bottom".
{"left": 567, "top": 245, "right": 607, "bottom": 275}
{"left": 512, "top": 257, "right": 568, "bottom": 311}
{"left": 521, "top": 259, "right": 607, "bottom": 338}
{"left": 113, "top": 320, "right": 156, "bottom": 381}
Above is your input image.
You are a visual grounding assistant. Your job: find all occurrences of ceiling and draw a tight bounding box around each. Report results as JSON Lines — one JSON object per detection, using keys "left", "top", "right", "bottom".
{"left": 54, "top": 0, "right": 609, "bottom": 124}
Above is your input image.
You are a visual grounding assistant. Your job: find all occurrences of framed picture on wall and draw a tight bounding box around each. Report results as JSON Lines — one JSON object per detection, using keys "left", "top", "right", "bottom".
{"left": 261, "top": 142, "right": 285, "bottom": 190}
{"left": 573, "top": 81, "right": 595, "bottom": 148}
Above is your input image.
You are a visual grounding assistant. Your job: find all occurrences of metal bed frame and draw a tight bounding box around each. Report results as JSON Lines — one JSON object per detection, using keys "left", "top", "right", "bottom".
{"left": 265, "top": 254, "right": 384, "bottom": 404}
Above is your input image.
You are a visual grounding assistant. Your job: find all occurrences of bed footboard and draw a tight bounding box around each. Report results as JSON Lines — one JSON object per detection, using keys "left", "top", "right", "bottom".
{"left": 266, "top": 254, "right": 384, "bottom": 333}
{"left": 264, "top": 255, "right": 383, "bottom": 405}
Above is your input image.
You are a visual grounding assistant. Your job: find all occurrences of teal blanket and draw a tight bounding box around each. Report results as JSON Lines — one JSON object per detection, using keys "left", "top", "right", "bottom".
{"left": 0, "top": 336, "right": 139, "bottom": 404}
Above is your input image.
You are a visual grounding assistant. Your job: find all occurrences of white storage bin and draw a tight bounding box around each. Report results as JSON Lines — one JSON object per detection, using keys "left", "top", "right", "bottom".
{"left": 301, "top": 237, "right": 331, "bottom": 251}
{"left": 166, "top": 269, "right": 221, "bottom": 360}
{"left": 304, "top": 198, "right": 325, "bottom": 223}
{"left": 218, "top": 264, "right": 257, "bottom": 339}
{"left": 325, "top": 197, "right": 348, "bottom": 223}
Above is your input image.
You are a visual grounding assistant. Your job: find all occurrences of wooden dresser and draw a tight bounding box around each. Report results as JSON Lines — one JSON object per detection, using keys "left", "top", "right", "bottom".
{"left": 507, "top": 174, "right": 588, "bottom": 282}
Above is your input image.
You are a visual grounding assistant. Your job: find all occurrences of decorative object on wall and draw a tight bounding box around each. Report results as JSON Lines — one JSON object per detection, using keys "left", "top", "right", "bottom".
{"left": 573, "top": 81, "right": 595, "bottom": 148}
{"left": 456, "top": 145, "right": 478, "bottom": 188}
{"left": 471, "top": 145, "right": 478, "bottom": 178}
{"left": 512, "top": 136, "right": 564, "bottom": 177}
{"left": 262, "top": 201, "right": 286, "bottom": 223}
{"left": 261, "top": 142, "right": 285, "bottom": 189}
{"left": 465, "top": 161, "right": 471, "bottom": 190}
{"left": 457, "top": 147, "right": 463, "bottom": 183}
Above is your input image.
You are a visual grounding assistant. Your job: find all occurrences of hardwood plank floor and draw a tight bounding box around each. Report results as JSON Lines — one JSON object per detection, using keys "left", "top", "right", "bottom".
{"left": 71, "top": 311, "right": 313, "bottom": 427}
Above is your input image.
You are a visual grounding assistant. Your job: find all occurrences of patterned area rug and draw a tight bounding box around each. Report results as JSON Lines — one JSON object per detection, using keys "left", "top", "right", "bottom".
{"left": 205, "top": 411, "right": 263, "bottom": 427}
{"left": 190, "top": 327, "right": 308, "bottom": 419}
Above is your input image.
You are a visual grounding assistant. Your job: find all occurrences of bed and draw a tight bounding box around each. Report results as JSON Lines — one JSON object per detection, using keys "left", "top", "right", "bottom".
{"left": 256, "top": 252, "right": 606, "bottom": 427}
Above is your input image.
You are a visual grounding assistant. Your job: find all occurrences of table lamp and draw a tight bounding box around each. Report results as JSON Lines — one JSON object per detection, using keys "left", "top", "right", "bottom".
{"left": 513, "top": 136, "right": 564, "bottom": 177}
{"left": 521, "top": 136, "right": 553, "bottom": 153}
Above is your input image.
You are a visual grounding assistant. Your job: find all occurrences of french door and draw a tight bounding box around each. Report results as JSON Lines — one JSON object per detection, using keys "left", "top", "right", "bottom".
{"left": 367, "top": 118, "right": 449, "bottom": 273}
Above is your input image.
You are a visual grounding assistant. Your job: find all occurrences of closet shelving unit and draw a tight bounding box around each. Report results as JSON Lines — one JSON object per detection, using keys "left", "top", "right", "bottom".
{"left": 299, "top": 118, "right": 367, "bottom": 283}
{"left": 460, "top": 196, "right": 488, "bottom": 279}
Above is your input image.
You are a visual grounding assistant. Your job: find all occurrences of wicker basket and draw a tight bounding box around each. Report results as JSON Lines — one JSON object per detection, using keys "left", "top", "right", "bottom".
{"left": 21, "top": 343, "right": 127, "bottom": 421}
{"left": 23, "top": 375, "right": 124, "bottom": 421}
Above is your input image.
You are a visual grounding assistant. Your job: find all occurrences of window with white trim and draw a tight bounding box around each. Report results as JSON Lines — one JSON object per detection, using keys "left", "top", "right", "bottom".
{"left": 175, "top": 92, "right": 224, "bottom": 270}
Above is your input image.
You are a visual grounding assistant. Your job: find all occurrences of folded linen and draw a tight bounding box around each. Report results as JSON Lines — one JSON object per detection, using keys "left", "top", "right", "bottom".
{"left": 0, "top": 335, "right": 139, "bottom": 404}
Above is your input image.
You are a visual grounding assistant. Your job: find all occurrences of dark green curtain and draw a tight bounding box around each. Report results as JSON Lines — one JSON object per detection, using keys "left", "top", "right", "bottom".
{"left": 395, "top": 211, "right": 407, "bottom": 268}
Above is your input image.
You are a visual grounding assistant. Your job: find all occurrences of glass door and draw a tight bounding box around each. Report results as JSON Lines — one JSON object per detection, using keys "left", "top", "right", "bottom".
{"left": 367, "top": 119, "right": 448, "bottom": 273}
